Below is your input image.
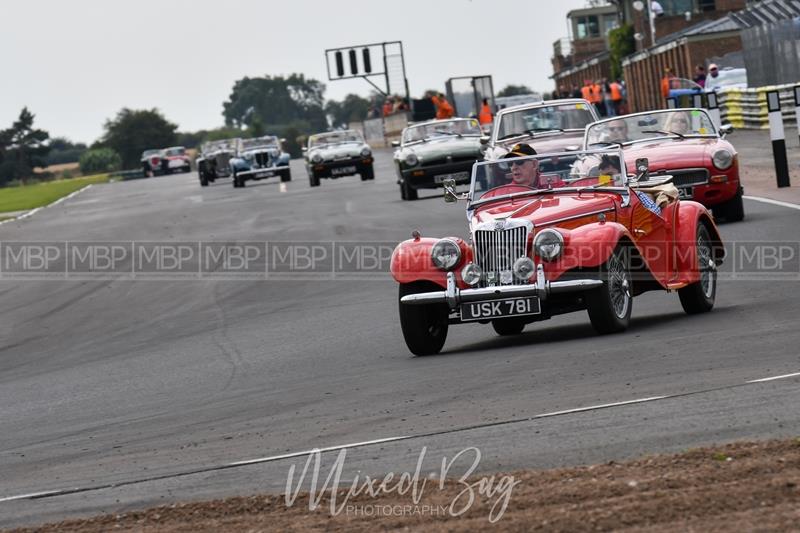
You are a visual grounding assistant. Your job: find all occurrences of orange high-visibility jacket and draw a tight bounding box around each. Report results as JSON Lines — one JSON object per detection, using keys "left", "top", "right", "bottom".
{"left": 590, "top": 84, "right": 602, "bottom": 104}
{"left": 581, "top": 85, "right": 592, "bottom": 101}
{"left": 478, "top": 104, "right": 492, "bottom": 124}
{"left": 610, "top": 82, "right": 623, "bottom": 101}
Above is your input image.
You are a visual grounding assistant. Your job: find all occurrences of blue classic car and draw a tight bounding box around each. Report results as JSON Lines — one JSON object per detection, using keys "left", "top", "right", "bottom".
{"left": 229, "top": 136, "right": 291, "bottom": 188}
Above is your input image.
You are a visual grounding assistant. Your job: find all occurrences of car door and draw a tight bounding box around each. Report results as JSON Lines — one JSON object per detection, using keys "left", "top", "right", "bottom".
{"left": 631, "top": 190, "right": 671, "bottom": 285}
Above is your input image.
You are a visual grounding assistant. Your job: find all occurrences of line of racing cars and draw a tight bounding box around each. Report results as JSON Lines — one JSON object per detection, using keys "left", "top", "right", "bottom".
{"left": 162, "top": 98, "right": 744, "bottom": 356}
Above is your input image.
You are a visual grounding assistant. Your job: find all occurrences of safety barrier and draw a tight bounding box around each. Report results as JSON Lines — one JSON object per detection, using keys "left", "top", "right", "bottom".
{"left": 718, "top": 84, "right": 798, "bottom": 130}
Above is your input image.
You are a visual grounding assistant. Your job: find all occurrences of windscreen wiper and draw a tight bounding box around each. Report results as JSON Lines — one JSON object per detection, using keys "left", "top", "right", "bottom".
{"left": 642, "top": 129, "right": 686, "bottom": 139}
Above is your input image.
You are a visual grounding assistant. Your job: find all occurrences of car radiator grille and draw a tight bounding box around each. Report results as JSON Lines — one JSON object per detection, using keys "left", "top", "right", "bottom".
{"left": 255, "top": 152, "right": 272, "bottom": 167}
{"left": 668, "top": 169, "right": 709, "bottom": 188}
{"left": 473, "top": 226, "right": 529, "bottom": 287}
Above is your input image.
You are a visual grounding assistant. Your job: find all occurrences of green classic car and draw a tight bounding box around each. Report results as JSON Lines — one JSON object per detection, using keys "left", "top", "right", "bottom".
{"left": 392, "top": 118, "right": 485, "bottom": 201}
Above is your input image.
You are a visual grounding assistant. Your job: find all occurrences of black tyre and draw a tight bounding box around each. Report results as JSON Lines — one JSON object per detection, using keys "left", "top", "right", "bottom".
{"left": 361, "top": 166, "right": 375, "bottom": 181}
{"left": 199, "top": 171, "right": 208, "bottom": 187}
{"left": 232, "top": 171, "right": 241, "bottom": 188}
{"left": 309, "top": 172, "right": 320, "bottom": 187}
{"left": 678, "top": 223, "right": 717, "bottom": 314}
{"left": 586, "top": 246, "right": 633, "bottom": 334}
{"left": 713, "top": 187, "right": 744, "bottom": 222}
{"left": 280, "top": 169, "right": 292, "bottom": 182}
{"left": 402, "top": 180, "right": 418, "bottom": 201}
{"left": 399, "top": 282, "right": 449, "bottom": 356}
{"left": 492, "top": 318, "right": 526, "bottom": 336}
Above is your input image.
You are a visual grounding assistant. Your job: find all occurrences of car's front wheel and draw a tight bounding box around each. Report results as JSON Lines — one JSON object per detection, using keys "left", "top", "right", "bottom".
{"left": 678, "top": 223, "right": 717, "bottom": 314}
{"left": 399, "top": 282, "right": 449, "bottom": 356}
{"left": 361, "top": 166, "right": 375, "bottom": 181}
{"left": 199, "top": 171, "right": 208, "bottom": 187}
{"left": 586, "top": 246, "right": 632, "bottom": 334}
{"left": 309, "top": 172, "right": 320, "bottom": 187}
{"left": 401, "top": 180, "right": 418, "bottom": 201}
{"left": 280, "top": 169, "right": 292, "bottom": 182}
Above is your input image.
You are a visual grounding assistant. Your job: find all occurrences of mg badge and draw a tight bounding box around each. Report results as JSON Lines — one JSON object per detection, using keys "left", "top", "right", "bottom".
{"left": 494, "top": 219, "right": 505, "bottom": 231}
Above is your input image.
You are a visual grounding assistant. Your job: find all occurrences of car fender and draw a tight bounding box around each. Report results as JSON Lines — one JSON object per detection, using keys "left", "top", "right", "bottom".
{"left": 391, "top": 237, "right": 472, "bottom": 288}
{"left": 277, "top": 153, "right": 291, "bottom": 166}
{"left": 673, "top": 201, "right": 724, "bottom": 284}
{"left": 556, "top": 222, "right": 635, "bottom": 271}
{"left": 229, "top": 158, "right": 249, "bottom": 172}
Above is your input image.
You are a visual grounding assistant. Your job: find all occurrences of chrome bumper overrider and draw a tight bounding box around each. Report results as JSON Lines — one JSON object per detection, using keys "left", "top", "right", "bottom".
{"left": 400, "top": 265, "right": 604, "bottom": 309}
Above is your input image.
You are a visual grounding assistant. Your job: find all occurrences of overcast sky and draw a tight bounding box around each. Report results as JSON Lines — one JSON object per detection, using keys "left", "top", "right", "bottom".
{"left": 2, "top": 0, "right": 588, "bottom": 144}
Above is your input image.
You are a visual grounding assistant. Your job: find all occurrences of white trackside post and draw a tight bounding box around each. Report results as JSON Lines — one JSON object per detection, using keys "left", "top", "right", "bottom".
{"left": 767, "top": 90, "right": 790, "bottom": 188}
{"left": 692, "top": 93, "right": 704, "bottom": 110}
{"left": 666, "top": 97, "right": 677, "bottom": 109}
{"left": 706, "top": 90, "right": 721, "bottom": 129}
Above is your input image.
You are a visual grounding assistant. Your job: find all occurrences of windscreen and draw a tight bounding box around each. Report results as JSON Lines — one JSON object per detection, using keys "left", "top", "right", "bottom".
{"left": 496, "top": 103, "right": 596, "bottom": 141}
{"left": 585, "top": 109, "right": 717, "bottom": 147}
{"left": 309, "top": 130, "right": 364, "bottom": 148}
{"left": 402, "top": 119, "right": 482, "bottom": 144}
{"left": 240, "top": 136, "right": 278, "bottom": 151}
{"left": 469, "top": 149, "right": 626, "bottom": 203}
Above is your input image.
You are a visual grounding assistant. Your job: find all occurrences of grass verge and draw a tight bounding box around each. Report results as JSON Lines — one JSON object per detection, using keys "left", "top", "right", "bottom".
{"left": 0, "top": 174, "right": 108, "bottom": 214}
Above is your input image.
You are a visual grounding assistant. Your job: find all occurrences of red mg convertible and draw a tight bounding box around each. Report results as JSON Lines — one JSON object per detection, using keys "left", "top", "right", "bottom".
{"left": 584, "top": 109, "right": 743, "bottom": 222}
{"left": 390, "top": 149, "right": 725, "bottom": 355}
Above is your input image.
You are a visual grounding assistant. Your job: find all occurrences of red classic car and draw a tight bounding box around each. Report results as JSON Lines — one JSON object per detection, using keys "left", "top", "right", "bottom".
{"left": 583, "top": 109, "right": 743, "bottom": 222}
{"left": 390, "top": 149, "right": 724, "bottom": 356}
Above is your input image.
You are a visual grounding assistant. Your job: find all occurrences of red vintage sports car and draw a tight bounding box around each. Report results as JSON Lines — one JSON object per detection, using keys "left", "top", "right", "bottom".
{"left": 583, "top": 108, "right": 743, "bottom": 222}
{"left": 390, "top": 149, "right": 725, "bottom": 355}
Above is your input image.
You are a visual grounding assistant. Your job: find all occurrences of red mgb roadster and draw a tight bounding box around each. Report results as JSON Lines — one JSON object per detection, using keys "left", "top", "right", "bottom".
{"left": 390, "top": 149, "right": 725, "bottom": 355}
{"left": 584, "top": 108, "right": 743, "bottom": 222}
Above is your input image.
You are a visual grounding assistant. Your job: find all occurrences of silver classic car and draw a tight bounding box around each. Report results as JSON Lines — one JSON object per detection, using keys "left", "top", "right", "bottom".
{"left": 304, "top": 130, "right": 374, "bottom": 187}
{"left": 483, "top": 99, "right": 599, "bottom": 161}
{"left": 229, "top": 136, "right": 292, "bottom": 188}
{"left": 197, "top": 139, "right": 238, "bottom": 186}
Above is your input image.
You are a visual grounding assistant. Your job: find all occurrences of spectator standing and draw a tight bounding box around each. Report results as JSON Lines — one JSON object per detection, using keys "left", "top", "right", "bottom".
{"left": 478, "top": 98, "right": 493, "bottom": 125}
{"left": 382, "top": 98, "right": 394, "bottom": 117}
{"left": 601, "top": 78, "right": 615, "bottom": 117}
{"left": 571, "top": 85, "right": 582, "bottom": 99}
{"left": 580, "top": 80, "right": 593, "bottom": 103}
{"left": 693, "top": 65, "right": 707, "bottom": 88}
{"left": 591, "top": 79, "right": 604, "bottom": 117}
{"left": 610, "top": 79, "right": 624, "bottom": 116}
{"left": 432, "top": 93, "right": 454, "bottom": 119}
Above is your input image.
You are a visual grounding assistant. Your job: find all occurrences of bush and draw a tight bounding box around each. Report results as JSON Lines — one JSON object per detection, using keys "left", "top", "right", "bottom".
{"left": 79, "top": 148, "right": 122, "bottom": 175}
{"left": 609, "top": 24, "right": 635, "bottom": 81}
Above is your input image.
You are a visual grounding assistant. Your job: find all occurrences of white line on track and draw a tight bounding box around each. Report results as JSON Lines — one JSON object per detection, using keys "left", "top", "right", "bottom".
{"left": 744, "top": 195, "right": 800, "bottom": 210}
{"left": 746, "top": 371, "right": 800, "bottom": 383}
{"left": 1, "top": 372, "right": 798, "bottom": 503}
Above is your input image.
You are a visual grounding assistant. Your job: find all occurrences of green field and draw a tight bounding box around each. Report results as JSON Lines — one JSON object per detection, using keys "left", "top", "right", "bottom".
{"left": 0, "top": 174, "right": 109, "bottom": 214}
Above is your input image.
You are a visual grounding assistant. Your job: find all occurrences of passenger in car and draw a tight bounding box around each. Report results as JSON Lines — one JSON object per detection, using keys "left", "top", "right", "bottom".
{"left": 664, "top": 111, "right": 692, "bottom": 135}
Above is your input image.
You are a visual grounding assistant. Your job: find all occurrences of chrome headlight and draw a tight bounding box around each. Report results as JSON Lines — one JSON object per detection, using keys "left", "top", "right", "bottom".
{"left": 311, "top": 153, "right": 323, "bottom": 164}
{"left": 431, "top": 239, "right": 461, "bottom": 271}
{"left": 461, "top": 263, "right": 482, "bottom": 286}
{"left": 361, "top": 147, "right": 372, "bottom": 157}
{"left": 534, "top": 229, "right": 564, "bottom": 262}
{"left": 712, "top": 149, "right": 733, "bottom": 170}
{"left": 404, "top": 153, "right": 419, "bottom": 167}
{"left": 513, "top": 257, "right": 536, "bottom": 281}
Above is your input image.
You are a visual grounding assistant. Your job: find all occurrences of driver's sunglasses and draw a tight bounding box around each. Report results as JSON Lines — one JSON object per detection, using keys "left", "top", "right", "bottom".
{"left": 608, "top": 126, "right": 626, "bottom": 132}
{"left": 510, "top": 160, "right": 529, "bottom": 167}
{"left": 709, "top": 68, "right": 718, "bottom": 72}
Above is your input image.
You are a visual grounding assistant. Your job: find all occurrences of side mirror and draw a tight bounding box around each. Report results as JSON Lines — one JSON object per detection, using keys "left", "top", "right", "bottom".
{"left": 443, "top": 178, "right": 458, "bottom": 203}
{"left": 479, "top": 136, "right": 490, "bottom": 145}
{"left": 719, "top": 124, "right": 733, "bottom": 138}
{"left": 280, "top": 138, "right": 287, "bottom": 143}
{"left": 564, "top": 145, "right": 580, "bottom": 152}
{"left": 391, "top": 140, "right": 400, "bottom": 148}
{"left": 635, "top": 157, "right": 649, "bottom": 181}
{"left": 301, "top": 147, "right": 308, "bottom": 153}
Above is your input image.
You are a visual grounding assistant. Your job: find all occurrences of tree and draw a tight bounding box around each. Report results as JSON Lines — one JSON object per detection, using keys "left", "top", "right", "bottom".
{"left": 609, "top": 24, "right": 635, "bottom": 81}
{"left": 79, "top": 148, "right": 121, "bottom": 175}
{"left": 222, "top": 74, "right": 327, "bottom": 133}
{"left": 325, "top": 93, "right": 370, "bottom": 128}
{"left": 100, "top": 108, "right": 177, "bottom": 169}
{"left": 497, "top": 84, "right": 534, "bottom": 97}
{"left": 0, "top": 107, "right": 51, "bottom": 185}
{"left": 46, "top": 137, "right": 88, "bottom": 166}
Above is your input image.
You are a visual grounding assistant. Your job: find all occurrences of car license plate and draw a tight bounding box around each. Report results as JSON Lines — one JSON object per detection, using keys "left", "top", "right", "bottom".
{"left": 168, "top": 160, "right": 183, "bottom": 168}
{"left": 332, "top": 165, "right": 356, "bottom": 176}
{"left": 678, "top": 187, "right": 693, "bottom": 199}
{"left": 255, "top": 171, "right": 274, "bottom": 178}
{"left": 460, "top": 296, "right": 541, "bottom": 322}
{"left": 435, "top": 171, "right": 469, "bottom": 184}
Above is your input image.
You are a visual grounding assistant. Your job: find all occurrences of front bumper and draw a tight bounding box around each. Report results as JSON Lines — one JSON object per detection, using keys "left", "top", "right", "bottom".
{"left": 312, "top": 157, "right": 372, "bottom": 178}
{"left": 400, "top": 266, "right": 603, "bottom": 310}
{"left": 401, "top": 161, "right": 474, "bottom": 190}
{"left": 238, "top": 165, "right": 290, "bottom": 180}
